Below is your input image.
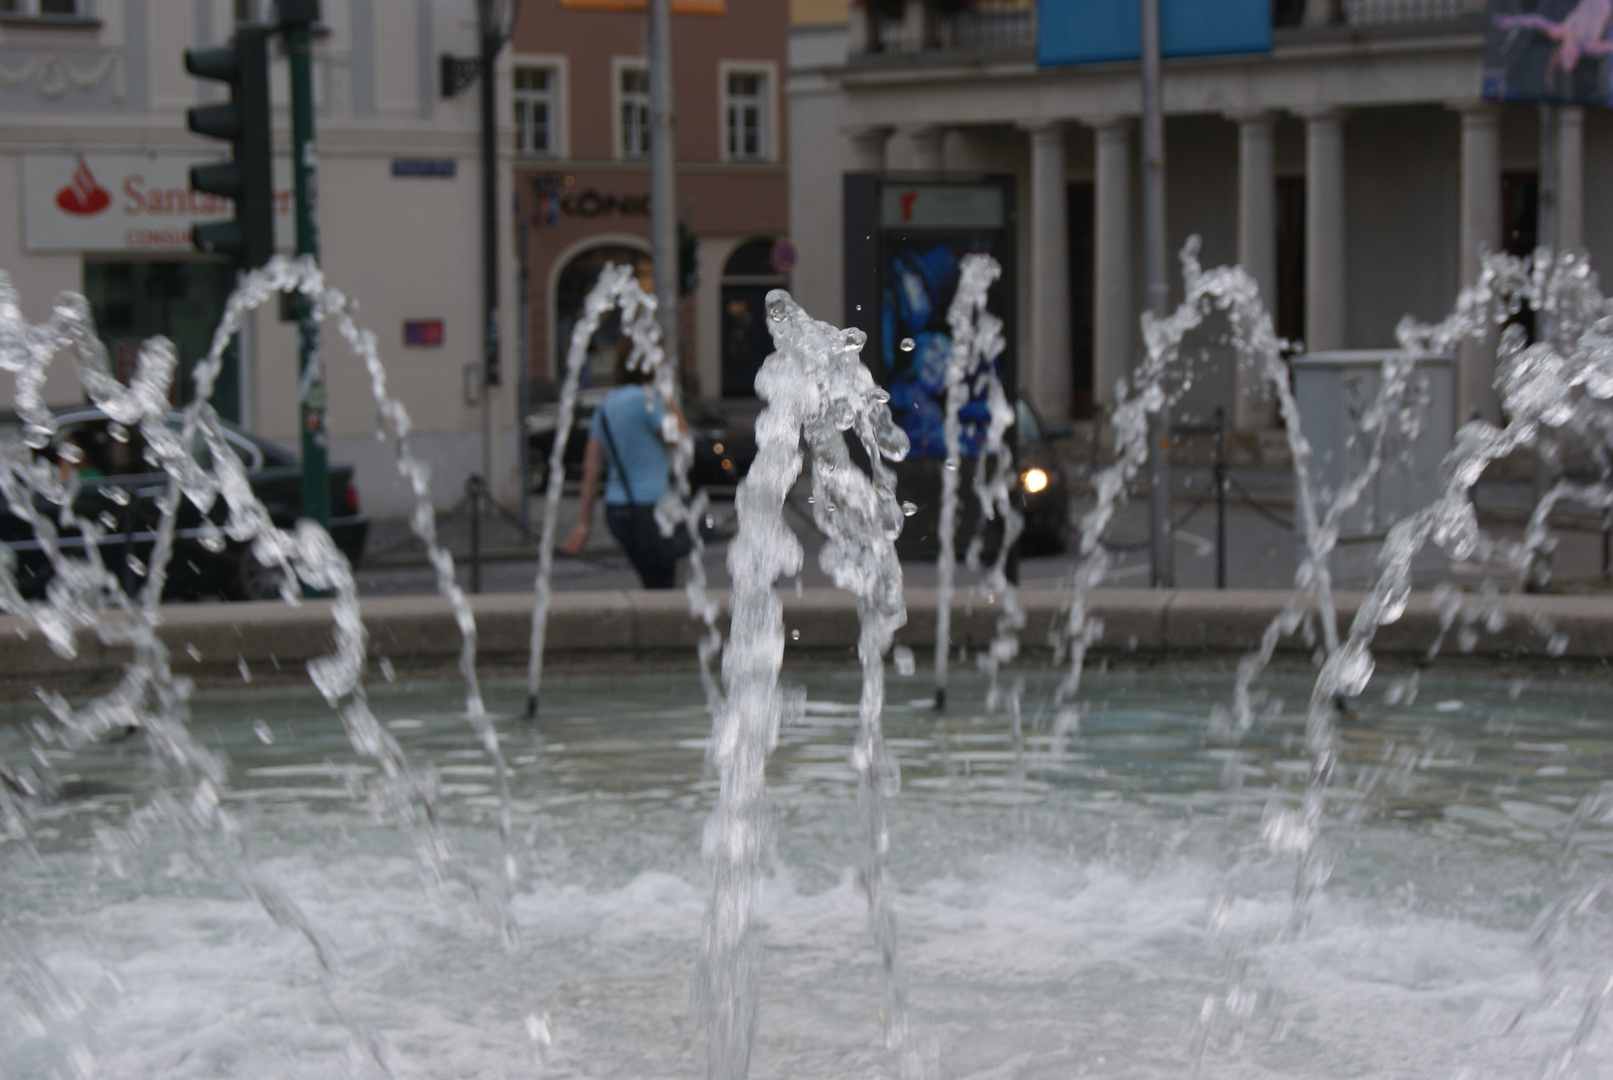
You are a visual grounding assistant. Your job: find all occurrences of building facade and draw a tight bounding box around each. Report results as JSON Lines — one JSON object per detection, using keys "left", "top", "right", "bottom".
{"left": 0, "top": 0, "right": 522, "bottom": 517}
{"left": 790, "top": 0, "right": 1613, "bottom": 431}
{"left": 508, "top": 0, "right": 790, "bottom": 402}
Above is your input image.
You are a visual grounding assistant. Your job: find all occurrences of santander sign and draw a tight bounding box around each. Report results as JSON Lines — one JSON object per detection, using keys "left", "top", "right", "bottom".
{"left": 56, "top": 159, "right": 112, "bottom": 216}
{"left": 24, "top": 153, "right": 291, "bottom": 253}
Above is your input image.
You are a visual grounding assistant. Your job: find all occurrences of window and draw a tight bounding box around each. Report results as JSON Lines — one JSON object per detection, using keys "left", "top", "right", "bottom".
{"left": 619, "top": 66, "right": 650, "bottom": 160}
{"left": 514, "top": 66, "right": 557, "bottom": 156}
{"left": 719, "top": 65, "right": 774, "bottom": 162}
{"left": 725, "top": 71, "right": 766, "bottom": 161}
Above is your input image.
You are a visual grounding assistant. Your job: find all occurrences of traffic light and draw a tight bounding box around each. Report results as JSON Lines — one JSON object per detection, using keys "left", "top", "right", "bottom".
{"left": 185, "top": 25, "right": 273, "bottom": 270}
{"left": 678, "top": 221, "right": 699, "bottom": 297}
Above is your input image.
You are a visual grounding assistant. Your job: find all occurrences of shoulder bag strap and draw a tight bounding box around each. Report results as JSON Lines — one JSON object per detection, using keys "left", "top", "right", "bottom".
{"left": 596, "top": 405, "right": 638, "bottom": 506}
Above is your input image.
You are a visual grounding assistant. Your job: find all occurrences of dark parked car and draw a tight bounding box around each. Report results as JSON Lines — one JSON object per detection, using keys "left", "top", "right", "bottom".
{"left": 0, "top": 409, "right": 367, "bottom": 601}
{"left": 890, "top": 397, "right": 1070, "bottom": 559}
{"left": 526, "top": 392, "right": 757, "bottom": 493}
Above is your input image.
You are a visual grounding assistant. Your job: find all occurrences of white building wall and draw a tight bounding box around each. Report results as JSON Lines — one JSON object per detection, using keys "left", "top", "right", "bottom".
{"left": 0, "top": 0, "right": 522, "bottom": 518}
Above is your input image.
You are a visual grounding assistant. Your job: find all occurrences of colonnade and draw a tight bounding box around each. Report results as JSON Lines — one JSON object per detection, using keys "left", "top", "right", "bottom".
{"left": 851, "top": 103, "right": 1588, "bottom": 428}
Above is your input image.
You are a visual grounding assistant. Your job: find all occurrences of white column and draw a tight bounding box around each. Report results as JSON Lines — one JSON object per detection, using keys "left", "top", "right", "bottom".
{"left": 900, "top": 0, "right": 929, "bottom": 50}
{"left": 1300, "top": 107, "right": 1345, "bottom": 353}
{"left": 1234, "top": 111, "right": 1276, "bottom": 428}
{"left": 909, "top": 126, "right": 947, "bottom": 173}
{"left": 848, "top": 2, "right": 872, "bottom": 54}
{"left": 1560, "top": 106, "right": 1585, "bottom": 255}
{"left": 1304, "top": 0, "right": 1334, "bottom": 25}
{"left": 849, "top": 125, "right": 894, "bottom": 172}
{"left": 1023, "top": 120, "right": 1072, "bottom": 423}
{"left": 1093, "top": 116, "right": 1133, "bottom": 411}
{"left": 1454, "top": 101, "right": 1501, "bottom": 423}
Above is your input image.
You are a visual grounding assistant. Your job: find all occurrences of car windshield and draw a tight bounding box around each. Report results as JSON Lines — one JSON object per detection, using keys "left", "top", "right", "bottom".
{"left": 1016, "top": 399, "right": 1042, "bottom": 442}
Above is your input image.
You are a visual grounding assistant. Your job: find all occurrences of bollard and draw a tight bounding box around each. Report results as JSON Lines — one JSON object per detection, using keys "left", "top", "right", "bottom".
{"left": 466, "top": 474, "right": 484, "bottom": 594}
{"left": 1214, "top": 407, "right": 1227, "bottom": 590}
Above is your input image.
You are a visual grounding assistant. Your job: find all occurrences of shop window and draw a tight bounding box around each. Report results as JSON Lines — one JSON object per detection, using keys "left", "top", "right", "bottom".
{"left": 618, "top": 65, "right": 650, "bottom": 160}
{"left": 721, "top": 238, "right": 787, "bottom": 397}
{"left": 515, "top": 65, "right": 561, "bottom": 156}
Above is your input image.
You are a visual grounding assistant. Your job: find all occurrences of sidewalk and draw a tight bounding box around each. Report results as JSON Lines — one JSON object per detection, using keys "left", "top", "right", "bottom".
{"left": 351, "top": 456, "right": 1613, "bottom": 598}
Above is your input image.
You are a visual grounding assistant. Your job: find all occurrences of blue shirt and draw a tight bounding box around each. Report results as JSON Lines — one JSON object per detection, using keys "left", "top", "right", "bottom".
{"left": 590, "top": 384, "right": 670, "bottom": 507}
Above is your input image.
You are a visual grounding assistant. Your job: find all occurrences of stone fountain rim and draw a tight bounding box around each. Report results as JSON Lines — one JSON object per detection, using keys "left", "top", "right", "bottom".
{"left": 0, "top": 586, "right": 1608, "bottom": 699}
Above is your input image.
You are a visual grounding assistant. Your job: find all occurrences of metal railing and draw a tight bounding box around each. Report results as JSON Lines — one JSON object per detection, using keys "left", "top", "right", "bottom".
{"left": 867, "top": 1, "right": 1033, "bottom": 55}
{"left": 1340, "top": 0, "right": 1477, "bottom": 26}
{"left": 856, "top": 0, "right": 1478, "bottom": 59}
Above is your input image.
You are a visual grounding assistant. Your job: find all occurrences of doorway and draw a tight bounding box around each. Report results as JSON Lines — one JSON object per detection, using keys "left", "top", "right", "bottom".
{"left": 720, "top": 238, "right": 787, "bottom": 398}
{"left": 82, "top": 260, "right": 241, "bottom": 423}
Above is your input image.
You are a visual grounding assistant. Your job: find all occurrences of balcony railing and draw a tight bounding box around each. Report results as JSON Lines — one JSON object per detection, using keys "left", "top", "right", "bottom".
{"left": 862, "top": 0, "right": 1034, "bottom": 56}
{"left": 1339, "top": 0, "right": 1477, "bottom": 26}
{"left": 1277, "top": 0, "right": 1483, "bottom": 28}
{"left": 853, "top": 0, "right": 1481, "bottom": 60}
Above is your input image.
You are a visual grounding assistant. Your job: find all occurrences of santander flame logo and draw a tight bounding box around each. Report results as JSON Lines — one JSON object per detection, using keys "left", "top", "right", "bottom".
{"left": 56, "top": 158, "right": 111, "bottom": 216}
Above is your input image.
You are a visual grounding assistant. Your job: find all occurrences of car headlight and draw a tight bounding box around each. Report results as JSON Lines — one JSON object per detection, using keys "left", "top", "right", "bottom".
{"left": 1021, "top": 467, "right": 1049, "bottom": 494}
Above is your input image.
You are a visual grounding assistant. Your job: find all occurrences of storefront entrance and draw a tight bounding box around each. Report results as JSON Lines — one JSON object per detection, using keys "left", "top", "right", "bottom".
{"left": 720, "top": 238, "right": 787, "bottom": 398}
{"left": 552, "top": 244, "right": 654, "bottom": 389}
{"left": 82, "top": 260, "right": 240, "bottom": 423}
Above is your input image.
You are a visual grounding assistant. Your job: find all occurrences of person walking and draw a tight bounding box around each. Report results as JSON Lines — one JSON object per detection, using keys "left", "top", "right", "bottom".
{"left": 559, "top": 343, "right": 688, "bottom": 587}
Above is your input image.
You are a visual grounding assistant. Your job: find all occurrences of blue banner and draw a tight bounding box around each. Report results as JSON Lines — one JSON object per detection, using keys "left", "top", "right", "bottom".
{"left": 1037, "top": 0, "right": 1272, "bottom": 67}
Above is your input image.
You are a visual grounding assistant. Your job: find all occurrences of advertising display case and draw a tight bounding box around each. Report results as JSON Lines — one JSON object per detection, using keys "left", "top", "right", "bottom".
{"left": 844, "top": 173, "right": 1029, "bottom": 556}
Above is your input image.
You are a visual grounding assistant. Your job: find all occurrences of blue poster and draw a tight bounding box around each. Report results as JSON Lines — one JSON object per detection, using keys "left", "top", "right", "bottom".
{"left": 1037, "top": 0, "right": 1272, "bottom": 67}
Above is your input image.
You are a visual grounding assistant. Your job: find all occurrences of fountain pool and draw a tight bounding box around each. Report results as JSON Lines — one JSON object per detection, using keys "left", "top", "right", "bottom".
{"left": 5, "top": 667, "right": 1613, "bottom": 1079}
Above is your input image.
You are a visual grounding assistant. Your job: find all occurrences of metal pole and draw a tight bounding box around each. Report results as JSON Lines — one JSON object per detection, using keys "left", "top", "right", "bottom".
{"left": 1532, "top": 105, "right": 1559, "bottom": 591}
{"left": 1141, "top": 0, "right": 1173, "bottom": 587}
{"left": 467, "top": 475, "right": 484, "bottom": 594}
{"left": 649, "top": 0, "right": 680, "bottom": 364}
{"left": 284, "top": 2, "right": 329, "bottom": 596}
{"left": 478, "top": 3, "right": 502, "bottom": 552}
{"left": 517, "top": 216, "right": 532, "bottom": 538}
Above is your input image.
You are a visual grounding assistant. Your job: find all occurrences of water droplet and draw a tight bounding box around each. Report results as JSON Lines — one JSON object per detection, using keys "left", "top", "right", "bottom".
{"left": 237, "top": 657, "right": 252, "bottom": 683}
{"left": 97, "top": 511, "right": 117, "bottom": 531}
{"left": 944, "top": 460, "right": 958, "bottom": 471}
{"left": 901, "top": 501, "right": 917, "bottom": 516}
{"left": 790, "top": 629, "right": 800, "bottom": 641}
{"left": 855, "top": 304, "right": 863, "bottom": 312}
{"left": 106, "top": 486, "right": 130, "bottom": 506}
{"left": 253, "top": 719, "right": 273, "bottom": 744}
{"left": 899, "top": 337, "right": 915, "bottom": 353}
{"left": 379, "top": 657, "right": 397, "bottom": 683}
{"left": 893, "top": 645, "right": 915, "bottom": 676}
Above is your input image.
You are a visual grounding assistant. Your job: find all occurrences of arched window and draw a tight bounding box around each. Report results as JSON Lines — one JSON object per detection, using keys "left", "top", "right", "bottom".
{"left": 553, "top": 244, "right": 652, "bottom": 387}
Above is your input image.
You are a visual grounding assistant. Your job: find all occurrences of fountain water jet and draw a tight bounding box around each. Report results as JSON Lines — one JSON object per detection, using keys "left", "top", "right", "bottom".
{"left": 0, "top": 257, "right": 522, "bottom": 1073}
{"left": 698, "top": 288, "right": 926, "bottom": 1080}
{"left": 933, "top": 254, "right": 1023, "bottom": 715}
{"left": 525, "top": 262, "right": 723, "bottom": 718}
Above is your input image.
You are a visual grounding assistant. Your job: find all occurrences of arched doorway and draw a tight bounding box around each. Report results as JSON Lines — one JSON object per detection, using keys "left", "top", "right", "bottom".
{"left": 553, "top": 243, "right": 653, "bottom": 388}
{"left": 721, "top": 237, "right": 787, "bottom": 398}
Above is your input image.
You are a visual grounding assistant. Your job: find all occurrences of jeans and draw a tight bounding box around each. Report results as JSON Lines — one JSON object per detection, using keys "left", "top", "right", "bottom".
{"left": 604, "top": 503, "right": 678, "bottom": 589}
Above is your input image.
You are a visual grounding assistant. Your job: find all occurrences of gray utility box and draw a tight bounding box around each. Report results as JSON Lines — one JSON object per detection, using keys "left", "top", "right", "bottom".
{"left": 1290, "top": 350, "right": 1455, "bottom": 588}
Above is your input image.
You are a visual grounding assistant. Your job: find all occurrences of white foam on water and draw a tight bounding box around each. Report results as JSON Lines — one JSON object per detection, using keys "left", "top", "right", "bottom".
{"left": 6, "top": 801, "right": 1605, "bottom": 1080}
